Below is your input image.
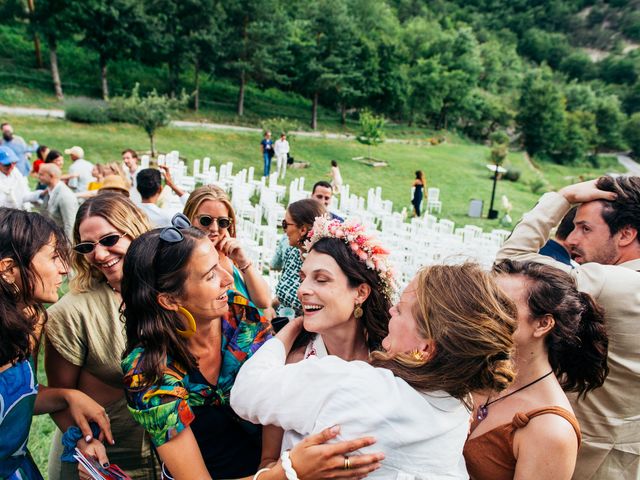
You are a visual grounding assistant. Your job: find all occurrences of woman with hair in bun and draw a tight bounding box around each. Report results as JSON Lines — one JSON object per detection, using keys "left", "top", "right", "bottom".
{"left": 463, "top": 259, "right": 609, "bottom": 480}
{"left": 232, "top": 259, "right": 517, "bottom": 479}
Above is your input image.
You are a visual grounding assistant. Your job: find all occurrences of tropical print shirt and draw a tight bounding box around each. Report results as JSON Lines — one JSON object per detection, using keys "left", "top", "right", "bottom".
{"left": 121, "top": 291, "right": 272, "bottom": 447}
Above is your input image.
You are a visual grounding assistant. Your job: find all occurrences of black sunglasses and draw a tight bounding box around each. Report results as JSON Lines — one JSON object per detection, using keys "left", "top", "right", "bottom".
{"left": 197, "top": 215, "right": 232, "bottom": 229}
{"left": 281, "top": 220, "right": 297, "bottom": 230}
{"left": 73, "top": 233, "right": 126, "bottom": 254}
{"left": 159, "top": 213, "right": 191, "bottom": 243}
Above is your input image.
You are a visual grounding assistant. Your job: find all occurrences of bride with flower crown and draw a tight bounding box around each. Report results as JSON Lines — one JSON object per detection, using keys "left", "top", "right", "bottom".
{"left": 256, "top": 217, "right": 395, "bottom": 465}
{"left": 232, "top": 217, "right": 519, "bottom": 479}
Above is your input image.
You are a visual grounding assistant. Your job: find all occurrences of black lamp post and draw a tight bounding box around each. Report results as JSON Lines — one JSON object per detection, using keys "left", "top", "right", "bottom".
{"left": 487, "top": 165, "right": 499, "bottom": 219}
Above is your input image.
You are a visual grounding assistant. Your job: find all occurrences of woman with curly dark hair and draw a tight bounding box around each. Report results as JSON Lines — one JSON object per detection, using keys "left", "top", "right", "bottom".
{"left": 0, "top": 208, "right": 112, "bottom": 480}
{"left": 464, "top": 259, "right": 609, "bottom": 480}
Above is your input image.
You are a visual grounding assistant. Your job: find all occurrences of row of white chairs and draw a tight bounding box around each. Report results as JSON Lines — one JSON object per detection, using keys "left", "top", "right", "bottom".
{"left": 151, "top": 154, "right": 511, "bottom": 289}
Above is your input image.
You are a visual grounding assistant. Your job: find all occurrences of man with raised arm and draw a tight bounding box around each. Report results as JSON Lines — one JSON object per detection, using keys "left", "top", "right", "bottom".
{"left": 496, "top": 176, "right": 640, "bottom": 480}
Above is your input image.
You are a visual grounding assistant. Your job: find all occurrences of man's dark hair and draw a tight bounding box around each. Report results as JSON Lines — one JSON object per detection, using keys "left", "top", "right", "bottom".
{"left": 312, "top": 181, "right": 332, "bottom": 194}
{"left": 556, "top": 207, "right": 577, "bottom": 241}
{"left": 0, "top": 123, "right": 9, "bottom": 129}
{"left": 121, "top": 148, "right": 138, "bottom": 159}
{"left": 136, "top": 168, "right": 162, "bottom": 200}
{"left": 596, "top": 176, "right": 640, "bottom": 242}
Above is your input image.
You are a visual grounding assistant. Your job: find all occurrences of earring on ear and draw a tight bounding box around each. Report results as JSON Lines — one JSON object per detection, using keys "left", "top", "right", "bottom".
{"left": 353, "top": 303, "right": 363, "bottom": 319}
{"left": 409, "top": 349, "right": 424, "bottom": 361}
{"left": 176, "top": 306, "right": 197, "bottom": 338}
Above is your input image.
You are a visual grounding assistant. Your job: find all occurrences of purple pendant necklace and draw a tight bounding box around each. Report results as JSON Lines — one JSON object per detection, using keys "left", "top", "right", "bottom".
{"left": 476, "top": 370, "right": 554, "bottom": 422}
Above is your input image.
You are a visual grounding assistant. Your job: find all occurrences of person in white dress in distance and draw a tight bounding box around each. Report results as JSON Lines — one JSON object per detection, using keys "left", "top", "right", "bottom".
{"left": 231, "top": 217, "right": 518, "bottom": 480}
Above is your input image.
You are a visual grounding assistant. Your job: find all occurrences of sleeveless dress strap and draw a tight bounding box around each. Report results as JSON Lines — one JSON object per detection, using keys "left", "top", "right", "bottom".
{"left": 511, "top": 406, "right": 581, "bottom": 446}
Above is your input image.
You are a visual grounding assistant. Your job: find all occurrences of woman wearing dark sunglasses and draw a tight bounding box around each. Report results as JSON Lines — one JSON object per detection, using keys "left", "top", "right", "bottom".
{"left": 183, "top": 185, "right": 271, "bottom": 309}
{"left": 120, "top": 220, "right": 383, "bottom": 480}
{"left": 45, "top": 193, "right": 159, "bottom": 480}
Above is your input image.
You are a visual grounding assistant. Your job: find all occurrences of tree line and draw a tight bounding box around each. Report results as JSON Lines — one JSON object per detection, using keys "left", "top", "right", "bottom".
{"left": 4, "top": 0, "right": 640, "bottom": 160}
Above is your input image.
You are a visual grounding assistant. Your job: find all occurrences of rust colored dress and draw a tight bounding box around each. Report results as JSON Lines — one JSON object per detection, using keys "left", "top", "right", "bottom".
{"left": 463, "top": 406, "right": 581, "bottom": 480}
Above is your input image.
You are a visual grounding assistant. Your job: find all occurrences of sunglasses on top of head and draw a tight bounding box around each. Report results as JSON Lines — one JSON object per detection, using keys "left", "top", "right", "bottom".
{"left": 159, "top": 213, "right": 192, "bottom": 243}
{"left": 73, "top": 233, "right": 127, "bottom": 254}
{"left": 196, "top": 215, "right": 232, "bottom": 229}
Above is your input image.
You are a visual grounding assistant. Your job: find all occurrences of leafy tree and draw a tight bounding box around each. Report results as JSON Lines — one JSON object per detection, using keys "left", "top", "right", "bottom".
{"left": 599, "top": 55, "right": 639, "bottom": 85}
{"left": 559, "top": 51, "right": 597, "bottom": 81}
{"left": 118, "top": 85, "right": 187, "bottom": 156}
{"left": 625, "top": 112, "right": 640, "bottom": 157}
{"left": 459, "top": 89, "right": 513, "bottom": 141}
{"left": 71, "top": 0, "right": 146, "bottom": 99}
{"left": 594, "top": 95, "right": 627, "bottom": 151}
{"left": 288, "top": 0, "right": 361, "bottom": 129}
{"left": 564, "top": 82, "right": 597, "bottom": 113}
{"left": 516, "top": 68, "right": 567, "bottom": 160}
{"left": 622, "top": 81, "right": 640, "bottom": 115}
{"left": 143, "top": 0, "right": 224, "bottom": 103}
{"left": 518, "top": 28, "right": 571, "bottom": 69}
{"left": 29, "top": 0, "right": 72, "bottom": 100}
{"left": 218, "top": 0, "right": 289, "bottom": 116}
{"left": 558, "top": 110, "right": 597, "bottom": 163}
{"left": 356, "top": 109, "right": 386, "bottom": 159}
{"left": 478, "top": 39, "right": 523, "bottom": 94}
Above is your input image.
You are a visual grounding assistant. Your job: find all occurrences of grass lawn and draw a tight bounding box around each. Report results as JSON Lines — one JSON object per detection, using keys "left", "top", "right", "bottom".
{"left": 6, "top": 115, "right": 625, "bottom": 230}
{"left": 11, "top": 114, "right": 624, "bottom": 477}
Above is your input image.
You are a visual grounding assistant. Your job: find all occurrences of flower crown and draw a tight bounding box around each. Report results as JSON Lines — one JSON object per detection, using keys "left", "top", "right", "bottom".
{"left": 304, "top": 216, "right": 397, "bottom": 301}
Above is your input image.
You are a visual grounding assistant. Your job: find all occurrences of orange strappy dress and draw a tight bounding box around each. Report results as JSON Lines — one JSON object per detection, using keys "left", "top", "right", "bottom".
{"left": 463, "top": 406, "right": 581, "bottom": 480}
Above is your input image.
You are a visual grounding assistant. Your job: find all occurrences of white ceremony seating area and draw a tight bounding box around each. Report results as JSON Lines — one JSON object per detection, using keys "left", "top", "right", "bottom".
{"left": 150, "top": 152, "right": 512, "bottom": 291}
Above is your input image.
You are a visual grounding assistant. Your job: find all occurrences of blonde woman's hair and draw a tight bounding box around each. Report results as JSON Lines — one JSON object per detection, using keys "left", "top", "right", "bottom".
{"left": 183, "top": 185, "right": 237, "bottom": 238}
{"left": 70, "top": 193, "right": 151, "bottom": 293}
{"left": 103, "top": 162, "right": 128, "bottom": 181}
{"left": 372, "top": 263, "right": 517, "bottom": 401}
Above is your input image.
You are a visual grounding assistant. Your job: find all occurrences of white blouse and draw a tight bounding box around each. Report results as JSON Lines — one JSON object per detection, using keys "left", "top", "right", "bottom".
{"left": 231, "top": 338, "right": 470, "bottom": 480}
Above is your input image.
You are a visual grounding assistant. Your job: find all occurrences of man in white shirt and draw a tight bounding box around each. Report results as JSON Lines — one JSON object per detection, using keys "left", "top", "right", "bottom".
{"left": 274, "top": 133, "right": 290, "bottom": 180}
{"left": 122, "top": 148, "right": 142, "bottom": 204}
{"left": 136, "top": 167, "right": 187, "bottom": 227}
{"left": 0, "top": 146, "right": 33, "bottom": 209}
{"left": 64, "top": 146, "right": 95, "bottom": 194}
{"left": 37, "top": 163, "right": 79, "bottom": 238}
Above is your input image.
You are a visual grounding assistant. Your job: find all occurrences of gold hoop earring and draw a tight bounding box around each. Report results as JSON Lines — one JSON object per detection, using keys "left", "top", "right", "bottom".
{"left": 176, "top": 306, "right": 197, "bottom": 338}
{"left": 353, "top": 303, "right": 363, "bottom": 319}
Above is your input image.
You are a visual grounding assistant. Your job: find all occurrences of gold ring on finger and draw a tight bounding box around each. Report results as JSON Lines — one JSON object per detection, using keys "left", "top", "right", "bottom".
{"left": 344, "top": 456, "right": 351, "bottom": 470}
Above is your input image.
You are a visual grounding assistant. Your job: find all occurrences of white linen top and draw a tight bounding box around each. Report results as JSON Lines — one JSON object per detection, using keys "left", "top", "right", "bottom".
{"left": 0, "top": 168, "right": 31, "bottom": 209}
{"left": 231, "top": 338, "right": 470, "bottom": 480}
{"left": 274, "top": 139, "right": 290, "bottom": 156}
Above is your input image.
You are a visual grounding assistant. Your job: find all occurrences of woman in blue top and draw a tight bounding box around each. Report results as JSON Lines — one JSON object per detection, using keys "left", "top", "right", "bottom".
{"left": 0, "top": 208, "right": 112, "bottom": 479}
{"left": 183, "top": 185, "right": 271, "bottom": 309}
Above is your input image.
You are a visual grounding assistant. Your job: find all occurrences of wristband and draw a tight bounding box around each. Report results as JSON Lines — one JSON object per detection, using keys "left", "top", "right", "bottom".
{"left": 280, "top": 450, "right": 299, "bottom": 480}
{"left": 253, "top": 468, "right": 271, "bottom": 480}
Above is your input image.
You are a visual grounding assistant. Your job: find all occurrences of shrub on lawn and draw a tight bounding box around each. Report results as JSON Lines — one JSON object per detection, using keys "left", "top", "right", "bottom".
{"left": 504, "top": 168, "right": 521, "bottom": 182}
{"left": 64, "top": 97, "right": 109, "bottom": 123}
